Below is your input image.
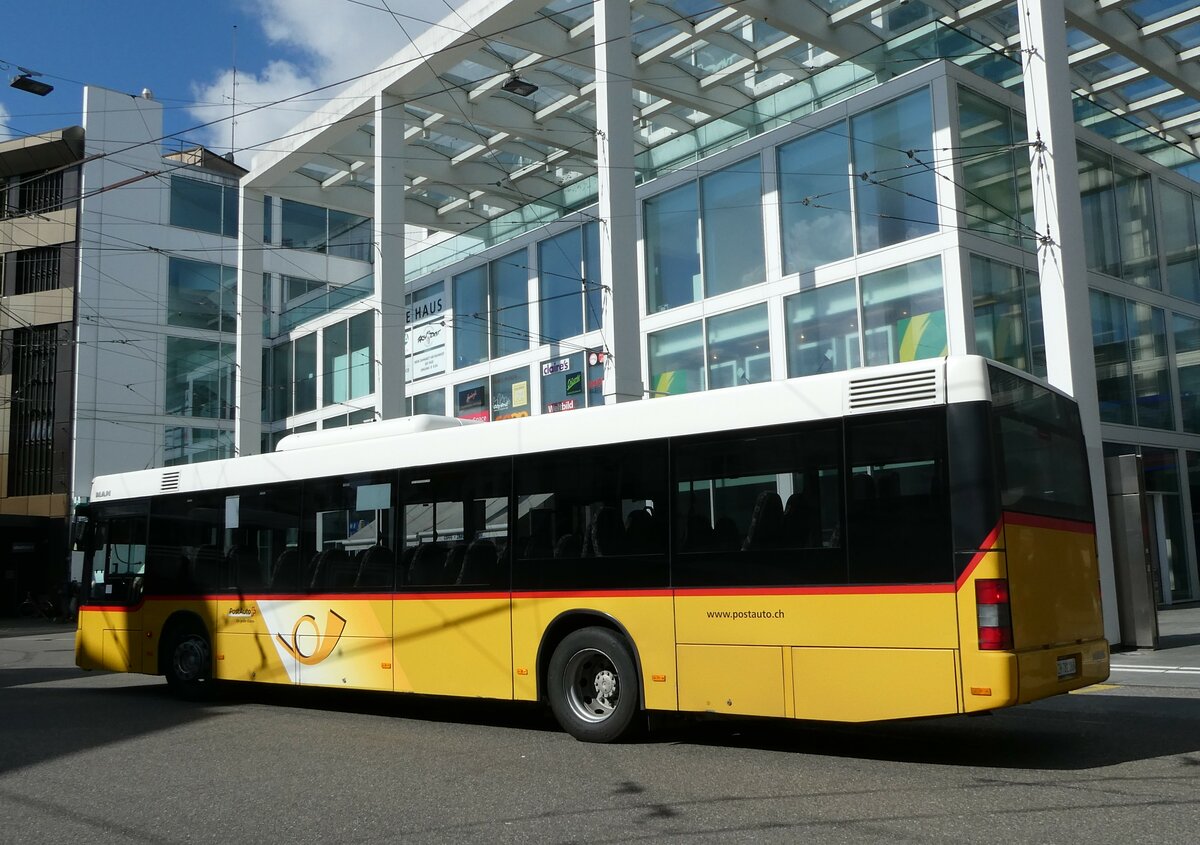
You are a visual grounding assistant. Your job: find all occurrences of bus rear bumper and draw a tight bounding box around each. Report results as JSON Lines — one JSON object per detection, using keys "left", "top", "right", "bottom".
{"left": 1016, "top": 638, "right": 1110, "bottom": 704}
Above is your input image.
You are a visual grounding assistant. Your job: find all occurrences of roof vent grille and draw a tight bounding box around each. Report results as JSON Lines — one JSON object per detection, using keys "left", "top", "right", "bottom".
{"left": 848, "top": 368, "right": 939, "bottom": 410}
{"left": 161, "top": 471, "right": 181, "bottom": 493}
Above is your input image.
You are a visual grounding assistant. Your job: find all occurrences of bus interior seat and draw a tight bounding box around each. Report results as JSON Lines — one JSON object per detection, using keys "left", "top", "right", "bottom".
{"left": 408, "top": 542, "right": 448, "bottom": 585}
{"left": 742, "top": 491, "right": 783, "bottom": 551}
{"left": 356, "top": 545, "right": 395, "bottom": 589}
{"left": 445, "top": 543, "right": 468, "bottom": 584}
{"left": 783, "top": 492, "right": 821, "bottom": 548}
{"left": 227, "top": 545, "right": 262, "bottom": 591}
{"left": 396, "top": 546, "right": 417, "bottom": 587}
{"left": 270, "top": 548, "right": 300, "bottom": 589}
{"left": 553, "top": 533, "right": 582, "bottom": 559}
{"left": 312, "top": 547, "right": 355, "bottom": 589}
{"left": 457, "top": 538, "right": 496, "bottom": 585}
{"left": 586, "top": 506, "right": 624, "bottom": 556}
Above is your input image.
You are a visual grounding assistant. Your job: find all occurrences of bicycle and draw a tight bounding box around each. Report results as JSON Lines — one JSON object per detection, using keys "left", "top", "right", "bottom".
{"left": 17, "top": 592, "right": 59, "bottom": 621}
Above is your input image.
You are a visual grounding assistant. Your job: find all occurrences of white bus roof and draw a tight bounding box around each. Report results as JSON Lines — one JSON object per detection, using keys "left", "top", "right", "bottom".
{"left": 89, "top": 357, "right": 1021, "bottom": 503}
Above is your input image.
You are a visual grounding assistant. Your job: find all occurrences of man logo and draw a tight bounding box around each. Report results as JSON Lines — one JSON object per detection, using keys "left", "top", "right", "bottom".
{"left": 275, "top": 610, "right": 347, "bottom": 666}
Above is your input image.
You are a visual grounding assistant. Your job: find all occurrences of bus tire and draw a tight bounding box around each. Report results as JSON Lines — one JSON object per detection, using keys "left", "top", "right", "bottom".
{"left": 164, "top": 624, "right": 212, "bottom": 700}
{"left": 547, "top": 627, "right": 640, "bottom": 743}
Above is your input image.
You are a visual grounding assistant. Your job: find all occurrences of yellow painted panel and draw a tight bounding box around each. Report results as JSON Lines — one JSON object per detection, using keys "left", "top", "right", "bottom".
{"left": 511, "top": 596, "right": 677, "bottom": 711}
{"left": 393, "top": 597, "right": 511, "bottom": 699}
{"left": 216, "top": 633, "right": 295, "bottom": 685}
{"left": 677, "top": 645, "right": 785, "bottom": 717}
{"left": 955, "top": 551, "right": 1018, "bottom": 712}
{"left": 792, "top": 647, "right": 959, "bottom": 722}
{"left": 1016, "top": 639, "right": 1110, "bottom": 704}
{"left": 101, "top": 629, "right": 138, "bottom": 673}
{"left": 1005, "top": 521, "right": 1104, "bottom": 649}
{"left": 298, "top": 635, "right": 393, "bottom": 691}
{"left": 674, "top": 592, "right": 959, "bottom": 649}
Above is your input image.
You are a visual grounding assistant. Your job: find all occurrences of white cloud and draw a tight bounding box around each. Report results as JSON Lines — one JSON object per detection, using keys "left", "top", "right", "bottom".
{"left": 188, "top": 0, "right": 463, "bottom": 167}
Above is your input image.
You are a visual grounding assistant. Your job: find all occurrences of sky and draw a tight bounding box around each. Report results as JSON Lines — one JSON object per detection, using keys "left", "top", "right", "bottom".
{"left": 0, "top": 0, "right": 468, "bottom": 168}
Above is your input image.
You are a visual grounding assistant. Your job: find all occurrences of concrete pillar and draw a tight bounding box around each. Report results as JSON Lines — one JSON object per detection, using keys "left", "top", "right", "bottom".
{"left": 234, "top": 187, "right": 264, "bottom": 456}
{"left": 375, "top": 92, "right": 407, "bottom": 419}
{"left": 1017, "top": 0, "right": 1119, "bottom": 643}
{"left": 594, "top": 0, "right": 642, "bottom": 403}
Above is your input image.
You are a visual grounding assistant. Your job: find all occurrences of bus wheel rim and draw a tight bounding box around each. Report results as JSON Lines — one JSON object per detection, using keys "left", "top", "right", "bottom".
{"left": 564, "top": 648, "right": 619, "bottom": 724}
{"left": 174, "top": 637, "right": 208, "bottom": 682}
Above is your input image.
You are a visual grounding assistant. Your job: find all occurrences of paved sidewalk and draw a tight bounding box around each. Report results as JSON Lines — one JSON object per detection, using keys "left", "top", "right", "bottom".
{"left": 0, "top": 618, "right": 76, "bottom": 639}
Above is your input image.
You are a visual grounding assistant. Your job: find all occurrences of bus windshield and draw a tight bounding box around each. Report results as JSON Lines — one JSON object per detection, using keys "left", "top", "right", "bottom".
{"left": 989, "top": 366, "right": 1092, "bottom": 524}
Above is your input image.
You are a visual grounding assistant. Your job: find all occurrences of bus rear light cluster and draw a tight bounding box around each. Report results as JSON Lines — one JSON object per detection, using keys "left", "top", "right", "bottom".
{"left": 976, "top": 578, "right": 1013, "bottom": 650}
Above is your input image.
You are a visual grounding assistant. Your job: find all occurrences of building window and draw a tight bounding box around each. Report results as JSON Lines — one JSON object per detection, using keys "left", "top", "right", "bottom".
{"left": 455, "top": 378, "right": 489, "bottom": 421}
{"left": 785, "top": 279, "right": 861, "bottom": 377}
{"left": 649, "top": 321, "right": 705, "bottom": 396}
{"left": 408, "top": 390, "right": 445, "bottom": 416}
{"left": 322, "top": 311, "right": 374, "bottom": 407}
{"left": 14, "top": 247, "right": 62, "bottom": 295}
{"left": 492, "top": 366, "right": 531, "bottom": 420}
{"left": 1091, "top": 290, "right": 1173, "bottom": 430}
{"left": 280, "top": 199, "right": 372, "bottom": 261}
{"left": 541, "top": 351, "right": 604, "bottom": 413}
{"left": 1176, "top": 314, "right": 1200, "bottom": 434}
{"left": 164, "top": 337, "right": 234, "bottom": 420}
{"left": 537, "top": 222, "right": 602, "bottom": 342}
{"left": 7, "top": 326, "right": 60, "bottom": 496}
{"left": 406, "top": 281, "right": 447, "bottom": 381}
{"left": 778, "top": 123, "right": 853, "bottom": 275}
{"left": 1160, "top": 182, "right": 1200, "bottom": 303}
{"left": 267, "top": 341, "right": 292, "bottom": 422}
{"left": 970, "top": 254, "right": 1044, "bottom": 377}
{"left": 852, "top": 89, "right": 938, "bottom": 253}
{"left": 164, "top": 428, "right": 233, "bottom": 466}
{"left": 861, "top": 256, "right": 946, "bottom": 366}
{"left": 169, "top": 175, "right": 237, "bottom": 238}
{"left": 452, "top": 250, "right": 529, "bottom": 369}
{"left": 167, "top": 257, "right": 236, "bottom": 332}
{"left": 644, "top": 156, "right": 766, "bottom": 312}
{"left": 294, "top": 333, "right": 318, "bottom": 414}
{"left": 957, "top": 87, "right": 1030, "bottom": 246}
{"left": 706, "top": 304, "right": 771, "bottom": 390}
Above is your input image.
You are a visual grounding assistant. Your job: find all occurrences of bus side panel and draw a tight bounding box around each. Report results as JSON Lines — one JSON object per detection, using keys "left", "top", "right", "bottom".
{"left": 209, "top": 599, "right": 294, "bottom": 685}
{"left": 792, "top": 647, "right": 959, "bottom": 722}
{"left": 676, "top": 645, "right": 786, "bottom": 717}
{"left": 673, "top": 592, "right": 960, "bottom": 649}
{"left": 511, "top": 596, "right": 677, "bottom": 711}
{"left": 392, "top": 595, "right": 511, "bottom": 699}
{"left": 76, "top": 607, "right": 143, "bottom": 673}
{"left": 251, "top": 598, "right": 395, "bottom": 690}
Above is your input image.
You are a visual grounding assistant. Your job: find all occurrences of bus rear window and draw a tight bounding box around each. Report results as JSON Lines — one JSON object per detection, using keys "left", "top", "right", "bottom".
{"left": 989, "top": 367, "right": 1092, "bottom": 523}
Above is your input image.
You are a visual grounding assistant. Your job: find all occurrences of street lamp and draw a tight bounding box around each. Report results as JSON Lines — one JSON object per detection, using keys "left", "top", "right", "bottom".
{"left": 10, "top": 68, "right": 53, "bottom": 97}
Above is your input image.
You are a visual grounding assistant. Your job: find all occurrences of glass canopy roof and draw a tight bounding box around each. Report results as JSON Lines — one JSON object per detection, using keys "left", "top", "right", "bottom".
{"left": 250, "top": 0, "right": 1200, "bottom": 243}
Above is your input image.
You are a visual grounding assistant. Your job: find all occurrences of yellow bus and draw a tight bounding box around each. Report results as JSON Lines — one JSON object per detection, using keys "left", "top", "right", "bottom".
{"left": 75, "top": 356, "right": 1108, "bottom": 741}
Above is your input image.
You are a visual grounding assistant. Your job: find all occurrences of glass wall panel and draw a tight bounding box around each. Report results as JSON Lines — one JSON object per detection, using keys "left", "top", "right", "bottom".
{"left": 957, "top": 88, "right": 1020, "bottom": 243}
{"left": 1127, "top": 300, "right": 1173, "bottom": 430}
{"left": 1090, "top": 289, "right": 1134, "bottom": 425}
{"left": 861, "top": 257, "right": 945, "bottom": 366}
{"left": 327, "top": 210, "right": 372, "bottom": 261}
{"left": 584, "top": 221, "right": 602, "bottom": 332}
{"left": 644, "top": 181, "right": 700, "bottom": 311}
{"left": 1077, "top": 144, "right": 1121, "bottom": 278}
{"left": 269, "top": 341, "right": 292, "bottom": 421}
{"left": 785, "top": 279, "right": 861, "bottom": 377}
{"left": 453, "top": 265, "right": 488, "bottom": 367}
{"left": 323, "top": 321, "right": 349, "bottom": 407}
{"left": 164, "top": 428, "right": 233, "bottom": 466}
{"left": 539, "top": 227, "right": 584, "bottom": 341}
{"left": 1113, "top": 161, "right": 1159, "bottom": 289}
{"left": 1144, "top": 447, "right": 1191, "bottom": 602}
{"left": 778, "top": 123, "right": 853, "bottom": 275}
{"left": 706, "top": 305, "right": 770, "bottom": 389}
{"left": 281, "top": 199, "right": 328, "bottom": 251}
{"left": 1162, "top": 183, "right": 1200, "bottom": 302}
{"left": 701, "top": 156, "right": 765, "bottom": 296}
{"left": 349, "top": 311, "right": 374, "bottom": 398}
{"left": 349, "top": 408, "right": 375, "bottom": 425}
{"left": 649, "top": 321, "right": 704, "bottom": 397}
{"left": 412, "top": 390, "right": 445, "bottom": 416}
{"left": 542, "top": 352, "right": 587, "bottom": 413}
{"left": 294, "top": 333, "right": 317, "bottom": 414}
{"left": 490, "top": 250, "right": 529, "bottom": 358}
{"left": 1176, "top": 314, "right": 1200, "bottom": 433}
{"left": 164, "top": 337, "right": 233, "bottom": 419}
{"left": 168, "top": 257, "right": 235, "bottom": 332}
{"left": 455, "top": 378, "right": 489, "bottom": 421}
{"left": 169, "top": 176, "right": 224, "bottom": 235}
{"left": 492, "top": 366, "right": 531, "bottom": 420}
{"left": 971, "top": 254, "right": 1029, "bottom": 371}
{"left": 1024, "top": 268, "right": 1047, "bottom": 379}
{"left": 852, "top": 89, "right": 938, "bottom": 253}
{"left": 222, "top": 184, "right": 238, "bottom": 238}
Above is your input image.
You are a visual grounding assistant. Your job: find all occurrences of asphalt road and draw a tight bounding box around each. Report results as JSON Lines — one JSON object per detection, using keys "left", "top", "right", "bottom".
{"left": 3, "top": 623, "right": 1200, "bottom": 844}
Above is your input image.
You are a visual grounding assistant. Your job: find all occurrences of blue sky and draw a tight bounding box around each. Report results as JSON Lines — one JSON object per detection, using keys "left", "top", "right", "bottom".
{"left": 1, "top": 0, "right": 459, "bottom": 162}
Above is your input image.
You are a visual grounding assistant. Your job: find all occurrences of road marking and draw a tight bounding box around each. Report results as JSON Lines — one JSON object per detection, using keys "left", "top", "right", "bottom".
{"left": 1070, "top": 683, "right": 1120, "bottom": 693}
{"left": 1109, "top": 663, "right": 1200, "bottom": 675}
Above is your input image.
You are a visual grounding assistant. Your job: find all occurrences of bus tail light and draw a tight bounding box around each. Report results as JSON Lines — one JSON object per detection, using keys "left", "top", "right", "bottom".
{"left": 976, "top": 578, "right": 1013, "bottom": 650}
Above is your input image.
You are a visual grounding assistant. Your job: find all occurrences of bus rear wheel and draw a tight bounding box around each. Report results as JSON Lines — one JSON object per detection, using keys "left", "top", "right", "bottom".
{"left": 164, "top": 625, "right": 212, "bottom": 700}
{"left": 547, "top": 627, "right": 639, "bottom": 742}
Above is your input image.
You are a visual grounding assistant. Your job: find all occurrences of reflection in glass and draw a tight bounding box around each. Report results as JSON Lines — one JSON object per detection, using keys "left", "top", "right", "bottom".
{"left": 168, "top": 257, "right": 236, "bottom": 332}
{"left": 492, "top": 366, "right": 531, "bottom": 420}
{"left": 778, "top": 124, "right": 852, "bottom": 275}
{"left": 861, "top": 257, "right": 945, "bottom": 366}
{"left": 1127, "top": 300, "right": 1173, "bottom": 430}
{"left": 971, "top": 254, "right": 1029, "bottom": 371}
{"left": 165, "top": 337, "right": 234, "bottom": 420}
{"left": 1078, "top": 144, "right": 1121, "bottom": 278}
{"left": 707, "top": 305, "right": 770, "bottom": 389}
{"left": 644, "top": 181, "right": 700, "bottom": 311}
{"left": 491, "top": 250, "right": 529, "bottom": 358}
{"left": 957, "top": 88, "right": 1020, "bottom": 244}
{"left": 852, "top": 89, "right": 938, "bottom": 252}
{"left": 649, "top": 321, "right": 704, "bottom": 397}
{"left": 701, "top": 156, "right": 765, "bottom": 296}
{"left": 1175, "top": 314, "right": 1200, "bottom": 433}
{"left": 1090, "top": 290, "right": 1133, "bottom": 425}
{"left": 453, "top": 265, "right": 488, "bottom": 367}
{"left": 294, "top": 333, "right": 317, "bottom": 414}
{"left": 1162, "top": 183, "right": 1200, "bottom": 302}
{"left": 1113, "top": 161, "right": 1159, "bottom": 289}
{"left": 785, "top": 280, "right": 860, "bottom": 377}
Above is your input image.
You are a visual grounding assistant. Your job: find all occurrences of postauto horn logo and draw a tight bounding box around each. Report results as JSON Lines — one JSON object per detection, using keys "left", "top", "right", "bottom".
{"left": 275, "top": 610, "right": 348, "bottom": 666}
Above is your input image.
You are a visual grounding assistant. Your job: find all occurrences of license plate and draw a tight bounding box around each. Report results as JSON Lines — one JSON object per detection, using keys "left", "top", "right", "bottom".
{"left": 1056, "top": 656, "right": 1079, "bottom": 680}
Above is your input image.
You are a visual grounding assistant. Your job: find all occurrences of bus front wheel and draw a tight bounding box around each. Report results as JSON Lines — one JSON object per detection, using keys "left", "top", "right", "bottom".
{"left": 164, "top": 625, "right": 212, "bottom": 700}
{"left": 547, "top": 627, "right": 639, "bottom": 742}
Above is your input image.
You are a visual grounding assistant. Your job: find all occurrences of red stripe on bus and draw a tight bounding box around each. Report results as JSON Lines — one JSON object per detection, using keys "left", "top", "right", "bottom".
{"left": 674, "top": 584, "right": 955, "bottom": 597}
{"left": 954, "top": 521, "right": 1005, "bottom": 588}
{"left": 1003, "top": 511, "right": 1096, "bottom": 535}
